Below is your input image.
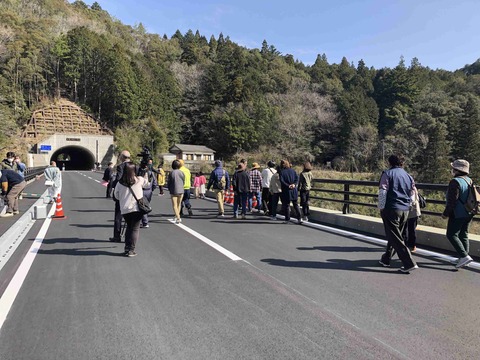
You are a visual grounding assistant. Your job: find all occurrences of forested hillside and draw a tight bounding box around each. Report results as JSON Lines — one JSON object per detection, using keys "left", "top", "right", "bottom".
{"left": 1, "top": 0, "right": 480, "bottom": 182}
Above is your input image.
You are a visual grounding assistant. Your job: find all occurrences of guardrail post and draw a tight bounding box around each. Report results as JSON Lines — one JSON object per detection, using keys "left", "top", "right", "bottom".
{"left": 342, "top": 183, "right": 350, "bottom": 214}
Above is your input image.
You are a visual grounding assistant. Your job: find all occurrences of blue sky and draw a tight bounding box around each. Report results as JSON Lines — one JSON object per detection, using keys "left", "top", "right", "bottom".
{"left": 78, "top": 0, "right": 480, "bottom": 70}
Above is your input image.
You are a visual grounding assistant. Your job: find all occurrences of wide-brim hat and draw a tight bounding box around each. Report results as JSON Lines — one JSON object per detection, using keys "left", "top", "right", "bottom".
{"left": 251, "top": 162, "right": 260, "bottom": 169}
{"left": 451, "top": 159, "right": 469, "bottom": 174}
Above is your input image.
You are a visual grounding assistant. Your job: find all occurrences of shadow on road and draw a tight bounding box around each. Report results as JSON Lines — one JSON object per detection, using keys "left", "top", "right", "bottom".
{"left": 69, "top": 223, "right": 112, "bottom": 228}
{"left": 43, "top": 237, "right": 113, "bottom": 244}
{"left": 261, "top": 258, "right": 402, "bottom": 274}
{"left": 297, "top": 246, "right": 383, "bottom": 253}
{"left": 37, "top": 247, "right": 124, "bottom": 256}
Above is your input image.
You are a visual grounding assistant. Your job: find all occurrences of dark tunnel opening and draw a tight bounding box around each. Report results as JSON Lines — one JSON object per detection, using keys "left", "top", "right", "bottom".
{"left": 50, "top": 146, "right": 95, "bottom": 170}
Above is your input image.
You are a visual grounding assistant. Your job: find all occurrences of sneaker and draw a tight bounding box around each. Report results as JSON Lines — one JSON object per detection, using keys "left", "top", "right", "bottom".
{"left": 175, "top": 218, "right": 182, "bottom": 224}
{"left": 282, "top": 220, "right": 289, "bottom": 224}
{"left": 399, "top": 265, "right": 419, "bottom": 273}
{"left": 410, "top": 246, "right": 417, "bottom": 253}
{"left": 127, "top": 250, "right": 137, "bottom": 257}
{"left": 232, "top": 214, "right": 238, "bottom": 219}
{"left": 271, "top": 216, "right": 277, "bottom": 221}
{"left": 297, "top": 218, "right": 303, "bottom": 224}
{"left": 241, "top": 214, "right": 246, "bottom": 220}
{"left": 0, "top": 212, "right": 13, "bottom": 218}
{"left": 217, "top": 213, "right": 225, "bottom": 218}
{"left": 13, "top": 210, "right": 20, "bottom": 215}
{"left": 303, "top": 216, "right": 309, "bottom": 222}
{"left": 378, "top": 260, "right": 390, "bottom": 267}
{"left": 141, "top": 224, "right": 149, "bottom": 228}
{"left": 188, "top": 209, "right": 193, "bottom": 216}
{"left": 109, "top": 237, "right": 121, "bottom": 242}
{"left": 455, "top": 256, "right": 473, "bottom": 268}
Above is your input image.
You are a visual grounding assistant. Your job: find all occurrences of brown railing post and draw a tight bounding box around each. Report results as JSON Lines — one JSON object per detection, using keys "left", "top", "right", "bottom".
{"left": 342, "top": 183, "right": 350, "bottom": 214}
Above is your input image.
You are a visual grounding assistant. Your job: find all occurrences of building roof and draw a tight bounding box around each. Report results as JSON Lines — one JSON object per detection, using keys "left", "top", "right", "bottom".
{"left": 169, "top": 144, "right": 215, "bottom": 153}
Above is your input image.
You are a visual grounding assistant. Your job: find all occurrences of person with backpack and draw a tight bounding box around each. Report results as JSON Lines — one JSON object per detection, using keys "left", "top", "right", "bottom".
{"left": 441, "top": 159, "right": 475, "bottom": 268}
{"left": 207, "top": 160, "right": 230, "bottom": 218}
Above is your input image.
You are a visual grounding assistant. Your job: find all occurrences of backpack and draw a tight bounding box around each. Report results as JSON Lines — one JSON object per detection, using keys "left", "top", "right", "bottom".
{"left": 418, "top": 194, "right": 427, "bottom": 209}
{"left": 216, "top": 170, "right": 226, "bottom": 190}
{"left": 458, "top": 177, "right": 480, "bottom": 215}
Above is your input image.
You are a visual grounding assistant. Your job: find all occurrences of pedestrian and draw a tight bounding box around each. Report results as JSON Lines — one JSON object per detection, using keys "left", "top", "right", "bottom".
{"left": 402, "top": 187, "right": 421, "bottom": 252}
{"left": 168, "top": 160, "right": 185, "bottom": 224}
{"left": 198, "top": 172, "right": 206, "bottom": 199}
{"left": 269, "top": 165, "right": 282, "bottom": 220}
{"left": 1, "top": 152, "right": 18, "bottom": 171}
{"left": 232, "top": 163, "right": 250, "bottom": 219}
{"left": 138, "top": 161, "right": 157, "bottom": 228}
{"left": 207, "top": 160, "right": 230, "bottom": 217}
{"left": 193, "top": 172, "right": 202, "bottom": 199}
{"left": 157, "top": 164, "right": 165, "bottom": 196}
{"left": 298, "top": 161, "right": 313, "bottom": 222}
{"left": 0, "top": 169, "right": 27, "bottom": 217}
{"left": 378, "top": 154, "right": 418, "bottom": 273}
{"left": 279, "top": 160, "right": 302, "bottom": 224}
{"left": 44, "top": 161, "right": 62, "bottom": 204}
{"left": 248, "top": 162, "right": 262, "bottom": 212}
{"left": 113, "top": 162, "right": 151, "bottom": 257}
{"left": 261, "top": 160, "right": 276, "bottom": 216}
{"left": 179, "top": 159, "right": 193, "bottom": 216}
{"left": 103, "top": 162, "right": 114, "bottom": 198}
{"left": 15, "top": 156, "right": 26, "bottom": 178}
{"left": 441, "top": 159, "right": 474, "bottom": 268}
{"left": 110, "top": 150, "right": 132, "bottom": 242}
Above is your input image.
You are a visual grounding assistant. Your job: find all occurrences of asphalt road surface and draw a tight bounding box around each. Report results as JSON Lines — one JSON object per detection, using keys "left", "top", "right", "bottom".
{"left": 0, "top": 171, "right": 479, "bottom": 360}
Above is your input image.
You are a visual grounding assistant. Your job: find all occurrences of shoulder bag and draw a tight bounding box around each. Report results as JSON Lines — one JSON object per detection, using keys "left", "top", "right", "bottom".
{"left": 128, "top": 186, "right": 152, "bottom": 214}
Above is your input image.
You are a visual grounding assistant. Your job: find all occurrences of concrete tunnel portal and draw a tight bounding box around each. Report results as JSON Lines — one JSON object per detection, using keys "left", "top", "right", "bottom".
{"left": 50, "top": 146, "right": 96, "bottom": 170}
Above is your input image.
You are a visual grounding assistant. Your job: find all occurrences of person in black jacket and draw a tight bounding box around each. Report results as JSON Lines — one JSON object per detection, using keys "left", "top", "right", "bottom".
{"left": 0, "top": 169, "right": 27, "bottom": 217}
{"left": 110, "top": 151, "right": 131, "bottom": 242}
{"left": 232, "top": 163, "right": 250, "bottom": 219}
{"left": 103, "top": 162, "right": 114, "bottom": 198}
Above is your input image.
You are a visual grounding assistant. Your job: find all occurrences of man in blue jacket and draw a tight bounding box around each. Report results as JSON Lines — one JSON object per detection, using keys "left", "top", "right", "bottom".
{"left": 378, "top": 155, "right": 418, "bottom": 273}
{"left": 207, "top": 160, "right": 230, "bottom": 218}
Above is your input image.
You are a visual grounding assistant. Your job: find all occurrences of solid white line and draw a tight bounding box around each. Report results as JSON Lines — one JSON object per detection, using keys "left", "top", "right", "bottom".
{"left": 0, "top": 204, "right": 56, "bottom": 330}
{"left": 169, "top": 219, "right": 242, "bottom": 261}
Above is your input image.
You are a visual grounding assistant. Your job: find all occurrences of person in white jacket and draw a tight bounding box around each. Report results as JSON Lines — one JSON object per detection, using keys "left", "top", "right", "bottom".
{"left": 113, "top": 162, "right": 150, "bottom": 257}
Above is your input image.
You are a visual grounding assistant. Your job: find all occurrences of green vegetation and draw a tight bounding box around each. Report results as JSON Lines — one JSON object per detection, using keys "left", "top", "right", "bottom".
{"left": 1, "top": 0, "right": 480, "bottom": 186}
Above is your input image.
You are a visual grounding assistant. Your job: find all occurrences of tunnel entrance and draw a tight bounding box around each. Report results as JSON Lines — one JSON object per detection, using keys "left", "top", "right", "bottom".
{"left": 50, "top": 146, "right": 95, "bottom": 170}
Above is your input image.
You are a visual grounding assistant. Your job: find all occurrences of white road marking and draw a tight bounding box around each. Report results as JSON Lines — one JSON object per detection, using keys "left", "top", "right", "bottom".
{"left": 169, "top": 219, "right": 242, "bottom": 261}
{"left": 0, "top": 204, "right": 56, "bottom": 330}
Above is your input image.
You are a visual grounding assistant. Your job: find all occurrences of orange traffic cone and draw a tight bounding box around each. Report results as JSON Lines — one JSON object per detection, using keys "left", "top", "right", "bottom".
{"left": 52, "top": 194, "right": 67, "bottom": 219}
{"left": 224, "top": 185, "right": 234, "bottom": 204}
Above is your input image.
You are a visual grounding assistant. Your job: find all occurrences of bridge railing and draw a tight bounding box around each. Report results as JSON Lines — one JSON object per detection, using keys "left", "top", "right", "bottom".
{"left": 24, "top": 166, "right": 48, "bottom": 182}
{"left": 310, "top": 179, "right": 453, "bottom": 219}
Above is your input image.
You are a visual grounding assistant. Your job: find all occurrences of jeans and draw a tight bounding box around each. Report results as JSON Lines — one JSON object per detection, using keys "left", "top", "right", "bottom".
{"left": 446, "top": 216, "right": 473, "bottom": 258}
{"left": 181, "top": 189, "right": 192, "bottom": 211}
{"left": 233, "top": 192, "right": 248, "bottom": 215}
{"left": 248, "top": 191, "right": 262, "bottom": 211}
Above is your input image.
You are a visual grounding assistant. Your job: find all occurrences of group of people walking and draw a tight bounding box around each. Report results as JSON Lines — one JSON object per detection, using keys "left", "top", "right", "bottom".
{"left": 105, "top": 149, "right": 476, "bottom": 271}
{"left": 378, "top": 155, "right": 475, "bottom": 273}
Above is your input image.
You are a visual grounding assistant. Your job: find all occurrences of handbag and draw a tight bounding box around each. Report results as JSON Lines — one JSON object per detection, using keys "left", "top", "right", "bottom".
{"left": 45, "top": 180, "right": 54, "bottom": 186}
{"left": 128, "top": 186, "right": 152, "bottom": 214}
{"left": 418, "top": 194, "right": 427, "bottom": 209}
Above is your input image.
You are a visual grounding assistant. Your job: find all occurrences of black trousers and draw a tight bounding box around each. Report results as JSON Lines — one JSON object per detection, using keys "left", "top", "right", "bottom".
{"left": 380, "top": 208, "right": 416, "bottom": 268}
{"left": 262, "top": 187, "right": 271, "bottom": 214}
{"left": 123, "top": 211, "right": 143, "bottom": 251}
{"left": 113, "top": 200, "right": 122, "bottom": 240}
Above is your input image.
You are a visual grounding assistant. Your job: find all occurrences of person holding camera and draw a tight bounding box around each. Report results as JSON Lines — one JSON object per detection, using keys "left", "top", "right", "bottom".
{"left": 138, "top": 160, "right": 157, "bottom": 228}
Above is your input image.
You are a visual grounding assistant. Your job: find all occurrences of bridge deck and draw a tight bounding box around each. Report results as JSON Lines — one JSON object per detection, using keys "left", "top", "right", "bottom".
{"left": 0, "top": 171, "right": 479, "bottom": 359}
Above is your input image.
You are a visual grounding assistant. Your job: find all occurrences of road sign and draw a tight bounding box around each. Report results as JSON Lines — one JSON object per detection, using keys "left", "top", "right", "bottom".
{"left": 39, "top": 145, "right": 51, "bottom": 151}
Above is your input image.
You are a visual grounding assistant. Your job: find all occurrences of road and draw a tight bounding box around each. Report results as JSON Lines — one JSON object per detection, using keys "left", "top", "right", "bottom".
{"left": 0, "top": 171, "right": 479, "bottom": 359}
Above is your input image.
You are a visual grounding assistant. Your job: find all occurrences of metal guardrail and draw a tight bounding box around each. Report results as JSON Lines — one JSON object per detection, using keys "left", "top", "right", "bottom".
{"left": 24, "top": 166, "right": 48, "bottom": 182}
{"left": 310, "top": 179, "right": 451, "bottom": 218}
